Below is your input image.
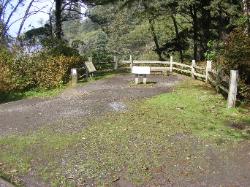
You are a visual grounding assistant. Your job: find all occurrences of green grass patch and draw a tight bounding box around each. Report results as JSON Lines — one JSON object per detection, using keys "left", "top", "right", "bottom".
{"left": 0, "top": 86, "right": 66, "bottom": 104}
{"left": 0, "top": 80, "right": 249, "bottom": 186}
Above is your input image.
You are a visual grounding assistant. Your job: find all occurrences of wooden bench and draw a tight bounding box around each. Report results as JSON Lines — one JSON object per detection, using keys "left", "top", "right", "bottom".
{"left": 132, "top": 66, "right": 151, "bottom": 84}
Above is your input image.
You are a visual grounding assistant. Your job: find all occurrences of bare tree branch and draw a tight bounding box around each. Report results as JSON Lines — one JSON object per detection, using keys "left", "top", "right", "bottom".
{"left": 3, "top": 0, "right": 24, "bottom": 35}
{"left": 17, "top": 0, "right": 48, "bottom": 38}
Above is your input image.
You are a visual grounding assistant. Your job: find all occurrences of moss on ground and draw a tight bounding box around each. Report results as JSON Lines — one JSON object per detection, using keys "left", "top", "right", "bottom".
{"left": 0, "top": 80, "right": 249, "bottom": 186}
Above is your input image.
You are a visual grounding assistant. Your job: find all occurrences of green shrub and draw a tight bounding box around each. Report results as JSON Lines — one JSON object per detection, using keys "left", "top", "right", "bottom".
{"left": 0, "top": 48, "right": 82, "bottom": 93}
{"left": 0, "top": 49, "right": 14, "bottom": 92}
{"left": 222, "top": 29, "right": 250, "bottom": 100}
{"left": 33, "top": 54, "right": 81, "bottom": 88}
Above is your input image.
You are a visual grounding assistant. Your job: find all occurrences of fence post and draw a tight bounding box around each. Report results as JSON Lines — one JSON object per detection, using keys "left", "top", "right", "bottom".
{"left": 206, "top": 61, "right": 212, "bottom": 83}
{"left": 114, "top": 56, "right": 118, "bottom": 70}
{"left": 227, "top": 70, "right": 238, "bottom": 108}
{"left": 170, "top": 56, "right": 173, "bottom": 72}
{"left": 191, "top": 60, "right": 196, "bottom": 79}
{"left": 130, "top": 55, "right": 133, "bottom": 69}
{"left": 71, "top": 68, "right": 78, "bottom": 86}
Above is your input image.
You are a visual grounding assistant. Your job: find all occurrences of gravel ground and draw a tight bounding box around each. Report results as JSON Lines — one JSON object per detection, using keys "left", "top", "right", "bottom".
{"left": 0, "top": 74, "right": 182, "bottom": 136}
{"left": 1, "top": 74, "right": 250, "bottom": 187}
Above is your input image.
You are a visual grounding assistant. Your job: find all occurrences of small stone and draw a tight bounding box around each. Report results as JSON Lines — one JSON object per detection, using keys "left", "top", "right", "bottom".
{"left": 112, "top": 177, "right": 120, "bottom": 182}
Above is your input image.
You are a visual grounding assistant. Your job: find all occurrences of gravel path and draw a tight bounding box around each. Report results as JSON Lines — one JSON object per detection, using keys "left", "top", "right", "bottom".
{"left": 1, "top": 74, "right": 250, "bottom": 187}
{"left": 0, "top": 74, "right": 182, "bottom": 136}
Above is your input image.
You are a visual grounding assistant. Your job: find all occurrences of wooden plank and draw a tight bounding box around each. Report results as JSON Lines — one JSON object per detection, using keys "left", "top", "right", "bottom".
{"left": 173, "top": 67, "right": 191, "bottom": 74}
{"left": 85, "top": 61, "right": 96, "bottom": 73}
{"left": 133, "top": 60, "right": 170, "bottom": 64}
{"left": 120, "top": 60, "right": 131, "bottom": 64}
{"left": 220, "top": 85, "right": 229, "bottom": 94}
{"left": 173, "top": 62, "right": 191, "bottom": 68}
{"left": 150, "top": 67, "right": 169, "bottom": 71}
{"left": 132, "top": 66, "right": 151, "bottom": 75}
{"left": 194, "top": 72, "right": 206, "bottom": 79}
{"left": 194, "top": 66, "right": 205, "bottom": 70}
{"left": 208, "top": 77, "right": 229, "bottom": 93}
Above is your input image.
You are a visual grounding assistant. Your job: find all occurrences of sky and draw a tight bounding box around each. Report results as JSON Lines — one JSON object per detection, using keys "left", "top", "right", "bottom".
{"left": 8, "top": 0, "right": 53, "bottom": 36}
{"left": 8, "top": 0, "right": 87, "bottom": 37}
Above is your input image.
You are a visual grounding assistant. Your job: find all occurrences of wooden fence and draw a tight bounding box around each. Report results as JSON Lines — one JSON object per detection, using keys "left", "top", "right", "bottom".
{"left": 114, "top": 55, "right": 238, "bottom": 108}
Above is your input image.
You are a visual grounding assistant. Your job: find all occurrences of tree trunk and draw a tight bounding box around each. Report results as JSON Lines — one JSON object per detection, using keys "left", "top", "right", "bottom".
{"left": 200, "top": 1, "right": 211, "bottom": 60}
{"left": 142, "top": 1, "right": 164, "bottom": 61}
{"left": 171, "top": 14, "right": 183, "bottom": 63}
{"left": 148, "top": 17, "right": 164, "bottom": 61}
{"left": 190, "top": 5, "right": 198, "bottom": 60}
{"left": 55, "top": 0, "right": 63, "bottom": 39}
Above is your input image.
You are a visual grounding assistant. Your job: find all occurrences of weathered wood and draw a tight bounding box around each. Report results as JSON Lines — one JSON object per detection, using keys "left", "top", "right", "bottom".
{"left": 114, "top": 56, "right": 118, "bottom": 70}
{"left": 143, "top": 74, "right": 147, "bottom": 84}
{"left": 132, "top": 66, "right": 151, "bottom": 75}
{"left": 208, "top": 77, "right": 229, "bottom": 93}
{"left": 130, "top": 55, "right": 133, "bottom": 69}
{"left": 172, "top": 62, "right": 191, "bottom": 68}
{"left": 194, "top": 66, "right": 205, "bottom": 70}
{"left": 133, "top": 60, "right": 170, "bottom": 64}
{"left": 194, "top": 72, "right": 206, "bottom": 79}
{"left": 85, "top": 61, "right": 96, "bottom": 73}
{"left": 227, "top": 70, "right": 238, "bottom": 108}
{"left": 173, "top": 67, "right": 191, "bottom": 74}
{"left": 71, "top": 68, "right": 77, "bottom": 85}
{"left": 135, "top": 74, "right": 139, "bottom": 85}
{"left": 191, "top": 60, "right": 196, "bottom": 79}
{"left": 120, "top": 60, "right": 130, "bottom": 64}
{"left": 150, "top": 67, "right": 169, "bottom": 72}
{"left": 206, "top": 61, "right": 212, "bottom": 83}
{"left": 170, "top": 56, "right": 173, "bottom": 72}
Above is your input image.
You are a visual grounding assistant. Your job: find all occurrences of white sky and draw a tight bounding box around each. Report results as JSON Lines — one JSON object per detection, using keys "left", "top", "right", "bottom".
{"left": 8, "top": 0, "right": 87, "bottom": 37}
{"left": 9, "top": 0, "right": 53, "bottom": 36}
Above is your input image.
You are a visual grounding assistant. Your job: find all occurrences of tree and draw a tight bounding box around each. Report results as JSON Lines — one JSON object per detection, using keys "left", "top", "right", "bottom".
{"left": 54, "top": 0, "right": 84, "bottom": 40}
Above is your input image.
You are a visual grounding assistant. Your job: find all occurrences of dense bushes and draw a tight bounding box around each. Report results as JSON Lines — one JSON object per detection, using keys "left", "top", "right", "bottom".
{"left": 0, "top": 48, "right": 81, "bottom": 93}
{"left": 33, "top": 54, "right": 81, "bottom": 88}
{"left": 222, "top": 29, "right": 250, "bottom": 100}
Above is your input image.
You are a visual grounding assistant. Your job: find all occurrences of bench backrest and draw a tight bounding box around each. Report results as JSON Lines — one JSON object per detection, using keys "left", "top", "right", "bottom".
{"left": 132, "top": 66, "right": 151, "bottom": 75}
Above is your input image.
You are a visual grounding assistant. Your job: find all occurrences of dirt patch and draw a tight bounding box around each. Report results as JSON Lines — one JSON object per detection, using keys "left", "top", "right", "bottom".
{"left": 230, "top": 122, "right": 249, "bottom": 130}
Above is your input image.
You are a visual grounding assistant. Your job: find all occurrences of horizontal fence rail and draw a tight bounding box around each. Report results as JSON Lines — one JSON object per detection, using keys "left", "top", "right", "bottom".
{"left": 115, "top": 55, "right": 238, "bottom": 108}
